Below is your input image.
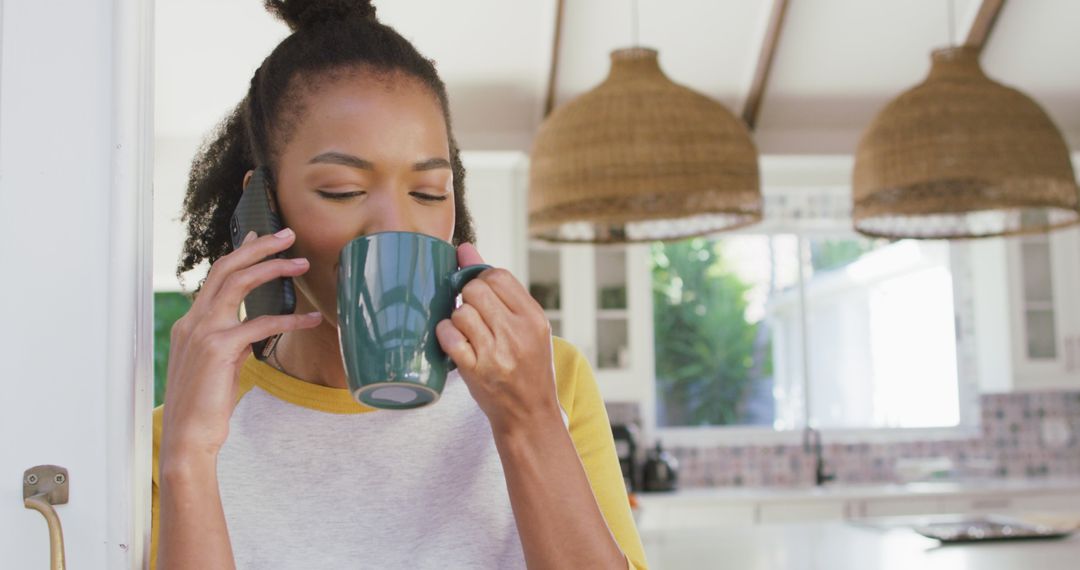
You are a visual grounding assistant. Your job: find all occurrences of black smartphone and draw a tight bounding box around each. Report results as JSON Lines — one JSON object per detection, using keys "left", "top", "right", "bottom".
{"left": 229, "top": 166, "right": 297, "bottom": 360}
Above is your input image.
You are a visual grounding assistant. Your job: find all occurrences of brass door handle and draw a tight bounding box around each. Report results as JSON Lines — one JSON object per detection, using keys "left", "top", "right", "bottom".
{"left": 23, "top": 465, "right": 68, "bottom": 570}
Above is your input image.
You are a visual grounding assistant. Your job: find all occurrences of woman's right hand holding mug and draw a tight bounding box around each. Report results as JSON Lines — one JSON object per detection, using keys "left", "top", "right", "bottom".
{"left": 159, "top": 228, "right": 322, "bottom": 467}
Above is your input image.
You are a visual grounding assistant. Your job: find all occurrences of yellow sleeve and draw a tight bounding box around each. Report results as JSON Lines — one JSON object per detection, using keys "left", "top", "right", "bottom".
{"left": 150, "top": 404, "right": 163, "bottom": 570}
{"left": 552, "top": 337, "right": 649, "bottom": 570}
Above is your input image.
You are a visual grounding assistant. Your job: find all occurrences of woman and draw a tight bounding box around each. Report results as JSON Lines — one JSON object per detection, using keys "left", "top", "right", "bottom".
{"left": 153, "top": 1, "right": 648, "bottom": 568}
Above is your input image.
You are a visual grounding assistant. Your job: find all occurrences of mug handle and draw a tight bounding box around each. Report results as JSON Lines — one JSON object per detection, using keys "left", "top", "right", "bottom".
{"left": 446, "top": 263, "right": 493, "bottom": 370}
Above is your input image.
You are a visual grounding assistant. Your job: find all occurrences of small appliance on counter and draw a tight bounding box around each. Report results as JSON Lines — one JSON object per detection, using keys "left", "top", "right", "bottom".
{"left": 641, "top": 441, "right": 679, "bottom": 492}
{"left": 611, "top": 423, "right": 640, "bottom": 492}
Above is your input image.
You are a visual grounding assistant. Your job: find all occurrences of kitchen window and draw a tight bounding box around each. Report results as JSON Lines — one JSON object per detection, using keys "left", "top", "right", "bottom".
{"left": 649, "top": 186, "right": 981, "bottom": 445}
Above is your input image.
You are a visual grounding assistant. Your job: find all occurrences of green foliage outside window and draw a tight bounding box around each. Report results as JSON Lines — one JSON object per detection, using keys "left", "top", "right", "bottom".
{"left": 153, "top": 292, "right": 193, "bottom": 407}
{"left": 810, "top": 238, "right": 882, "bottom": 272}
{"left": 652, "top": 238, "right": 772, "bottom": 426}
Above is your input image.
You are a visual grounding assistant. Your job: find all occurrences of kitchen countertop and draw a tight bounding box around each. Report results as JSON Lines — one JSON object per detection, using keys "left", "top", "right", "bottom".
{"left": 634, "top": 477, "right": 1080, "bottom": 506}
{"left": 641, "top": 520, "right": 1080, "bottom": 570}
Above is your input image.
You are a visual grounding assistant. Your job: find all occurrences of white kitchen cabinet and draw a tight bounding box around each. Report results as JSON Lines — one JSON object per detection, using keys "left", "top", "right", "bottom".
{"left": 637, "top": 502, "right": 757, "bottom": 531}
{"left": 939, "top": 494, "right": 1015, "bottom": 513}
{"left": 939, "top": 490, "right": 1080, "bottom": 514}
{"left": 636, "top": 480, "right": 1080, "bottom": 532}
{"left": 857, "top": 497, "right": 943, "bottom": 518}
{"left": 1006, "top": 226, "right": 1080, "bottom": 390}
{"left": 757, "top": 501, "right": 847, "bottom": 523}
{"left": 526, "top": 242, "right": 655, "bottom": 402}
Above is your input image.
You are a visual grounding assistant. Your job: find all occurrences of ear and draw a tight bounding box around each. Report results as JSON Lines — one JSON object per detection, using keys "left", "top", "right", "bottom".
{"left": 242, "top": 169, "right": 254, "bottom": 189}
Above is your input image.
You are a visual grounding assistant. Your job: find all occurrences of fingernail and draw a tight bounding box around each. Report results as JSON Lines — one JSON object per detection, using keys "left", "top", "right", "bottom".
{"left": 242, "top": 231, "right": 257, "bottom": 244}
{"left": 275, "top": 227, "right": 294, "bottom": 238}
{"left": 291, "top": 258, "right": 308, "bottom": 266}
{"left": 305, "top": 311, "right": 321, "bottom": 319}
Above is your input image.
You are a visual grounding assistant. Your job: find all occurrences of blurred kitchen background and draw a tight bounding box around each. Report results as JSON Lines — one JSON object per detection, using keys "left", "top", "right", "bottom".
{"left": 153, "top": 1, "right": 1080, "bottom": 567}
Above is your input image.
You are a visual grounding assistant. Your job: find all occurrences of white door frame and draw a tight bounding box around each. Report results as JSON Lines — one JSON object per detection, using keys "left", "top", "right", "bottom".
{"left": 0, "top": 0, "right": 154, "bottom": 568}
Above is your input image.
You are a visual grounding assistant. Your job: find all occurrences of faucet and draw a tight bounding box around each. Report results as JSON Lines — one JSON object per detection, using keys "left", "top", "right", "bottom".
{"left": 803, "top": 427, "right": 835, "bottom": 486}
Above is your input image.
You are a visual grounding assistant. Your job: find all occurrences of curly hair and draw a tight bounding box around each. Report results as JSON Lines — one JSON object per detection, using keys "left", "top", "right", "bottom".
{"left": 176, "top": 0, "right": 475, "bottom": 291}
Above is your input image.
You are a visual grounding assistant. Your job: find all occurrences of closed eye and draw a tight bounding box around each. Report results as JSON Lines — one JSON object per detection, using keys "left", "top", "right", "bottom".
{"left": 411, "top": 192, "right": 449, "bottom": 202}
{"left": 316, "top": 190, "right": 365, "bottom": 201}
{"left": 316, "top": 190, "right": 448, "bottom": 203}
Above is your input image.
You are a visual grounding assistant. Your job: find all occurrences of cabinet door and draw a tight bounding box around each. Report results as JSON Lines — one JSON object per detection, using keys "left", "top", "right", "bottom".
{"left": 637, "top": 501, "right": 757, "bottom": 531}
{"left": 526, "top": 243, "right": 653, "bottom": 402}
{"left": 941, "top": 491, "right": 1080, "bottom": 514}
{"left": 1053, "top": 227, "right": 1080, "bottom": 382}
{"left": 559, "top": 245, "right": 598, "bottom": 365}
{"left": 757, "top": 501, "right": 846, "bottom": 523}
{"left": 594, "top": 246, "right": 631, "bottom": 372}
{"left": 1009, "top": 491, "right": 1080, "bottom": 512}
{"left": 527, "top": 242, "right": 564, "bottom": 337}
{"left": 939, "top": 494, "right": 1014, "bottom": 514}
{"left": 1007, "top": 228, "right": 1079, "bottom": 389}
{"left": 595, "top": 244, "right": 654, "bottom": 402}
{"left": 860, "top": 497, "right": 942, "bottom": 518}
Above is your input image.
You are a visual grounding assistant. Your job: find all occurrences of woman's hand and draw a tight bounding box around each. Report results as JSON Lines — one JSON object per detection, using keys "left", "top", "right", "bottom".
{"left": 435, "top": 243, "right": 562, "bottom": 436}
{"left": 160, "top": 228, "right": 323, "bottom": 464}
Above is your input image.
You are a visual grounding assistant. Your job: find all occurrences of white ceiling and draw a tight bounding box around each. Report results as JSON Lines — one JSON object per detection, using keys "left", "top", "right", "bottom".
{"left": 156, "top": 0, "right": 1080, "bottom": 154}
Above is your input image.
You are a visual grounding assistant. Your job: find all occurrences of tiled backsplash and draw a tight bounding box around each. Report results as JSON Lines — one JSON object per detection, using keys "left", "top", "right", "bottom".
{"left": 606, "top": 391, "right": 1080, "bottom": 488}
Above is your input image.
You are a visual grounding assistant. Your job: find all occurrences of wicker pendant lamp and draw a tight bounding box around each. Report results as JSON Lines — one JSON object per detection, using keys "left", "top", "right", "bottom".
{"left": 528, "top": 47, "right": 762, "bottom": 243}
{"left": 853, "top": 46, "right": 1080, "bottom": 239}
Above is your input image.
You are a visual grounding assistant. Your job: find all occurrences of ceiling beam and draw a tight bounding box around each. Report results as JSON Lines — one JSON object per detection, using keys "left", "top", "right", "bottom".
{"left": 964, "top": 0, "right": 1006, "bottom": 52}
{"left": 741, "top": 0, "right": 790, "bottom": 131}
{"left": 543, "top": 0, "right": 566, "bottom": 119}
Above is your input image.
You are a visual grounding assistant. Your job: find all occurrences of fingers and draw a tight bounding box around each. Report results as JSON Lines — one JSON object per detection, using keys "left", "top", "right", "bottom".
{"left": 450, "top": 302, "right": 495, "bottom": 353}
{"left": 460, "top": 277, "right": 509, "bottom": 325}
{"left": 197, "top": 228, "right": 297, "bottom": 303}
{"left": 212, "top": 257, "right": 311, "bottom": 322}
{"left": 232, "top": 311, "right": 323, "bottom": 348}
{"left": 436, "top": 318, "right": 476, "bottom": 370}
{"left": 456, "top": 242, "right": 485, "bottom": 268}
{"left": 455, "top": 244, "right": 537, "bottom": 316}
{"left": 474, "top": 267, "right": 540, "bottom": 316}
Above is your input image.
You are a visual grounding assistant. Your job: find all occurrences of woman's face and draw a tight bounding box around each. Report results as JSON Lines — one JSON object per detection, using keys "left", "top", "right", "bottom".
{"left": 265, "top": 70, "right": 456, "bottom": 322}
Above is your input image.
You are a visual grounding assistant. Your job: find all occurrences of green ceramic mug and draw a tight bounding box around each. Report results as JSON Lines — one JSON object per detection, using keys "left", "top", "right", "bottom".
{"left": 337, "top": 231, "right": 491, "bottom": 410}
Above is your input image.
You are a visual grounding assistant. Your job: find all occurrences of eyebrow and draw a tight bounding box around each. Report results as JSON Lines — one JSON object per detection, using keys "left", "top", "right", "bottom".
{"left": 309, "top": 151, "right": 451, "bottom": 172}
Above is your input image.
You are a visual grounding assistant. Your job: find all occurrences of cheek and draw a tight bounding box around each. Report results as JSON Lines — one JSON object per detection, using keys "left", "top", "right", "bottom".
{"left": 283, "top": 201, "right": 351, "bottom": 263}
{"left": 301, "top": 230, "right": 351, "bottom": 264}
{"left": 295, "top": 232, "right": 353, "bottom": 295}
{"left": 286, "top": 217, "right": 353, "bottom": 303}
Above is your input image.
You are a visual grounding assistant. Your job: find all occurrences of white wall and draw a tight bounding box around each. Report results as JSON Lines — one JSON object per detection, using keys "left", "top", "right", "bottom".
{"left": 154, "top": 135, "right": 204, "bottom": 291}
{"left": 0, "top": 1, "right": 153, "bottom": 568}
{"left": 456, "top": 152, "right": 530, "bottom": 280}
{"left": 968, "top": 238, "right": 1014, "bottom": 393}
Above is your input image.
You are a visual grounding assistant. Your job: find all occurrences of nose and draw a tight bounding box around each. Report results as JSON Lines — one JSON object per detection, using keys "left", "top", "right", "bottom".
{"left": 362, "top": 188, "right": 422, "bottom": 236}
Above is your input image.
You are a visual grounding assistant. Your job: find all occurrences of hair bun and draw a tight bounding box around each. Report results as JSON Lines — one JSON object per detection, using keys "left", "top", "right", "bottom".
{"left": 264, "top": 0, "right": 376, "bottom": 32}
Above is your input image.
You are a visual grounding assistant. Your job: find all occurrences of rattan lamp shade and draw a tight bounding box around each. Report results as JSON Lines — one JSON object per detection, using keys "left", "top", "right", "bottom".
{"left": 853, "top": 46, "right": 1080, "bottom": 239}
{"left": 529, "top": 48, "right": 762, "bottom": 243}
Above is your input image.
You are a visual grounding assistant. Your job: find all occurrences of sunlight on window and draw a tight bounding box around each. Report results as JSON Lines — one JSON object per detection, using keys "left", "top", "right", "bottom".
{"left": 653, "top": 235, "right": 963, "bottom": 431}
{"left": 867, "top": 264, "right": 960, "bottom": 428}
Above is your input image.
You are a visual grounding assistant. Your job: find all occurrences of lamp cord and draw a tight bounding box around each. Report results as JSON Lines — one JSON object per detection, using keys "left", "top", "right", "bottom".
{"left": 947, "top": 0, "right": 956, "bottom": 47}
